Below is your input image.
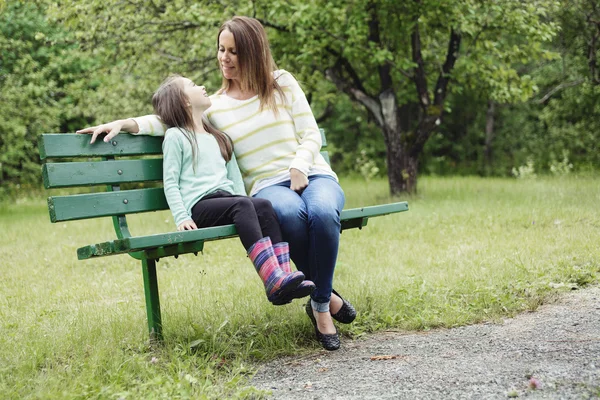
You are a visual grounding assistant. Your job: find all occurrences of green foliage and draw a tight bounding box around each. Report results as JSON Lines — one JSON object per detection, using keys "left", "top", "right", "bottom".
{"left": 422, "top": 0, "right": 600, "bottom": 176}
{"left": 0, "top": 0, "right": 598, "bottom": 192}
{"left": 259, "top": 0, "right": 560, "bottom": 110}
{"left": 452, "top": 0, "right": 560, "bottom": 103}
{"left": 48, "top": 1, "right": 562, "bottom": 176}
{"left": 0, "top": 1, "right": 97, "bottom": 190}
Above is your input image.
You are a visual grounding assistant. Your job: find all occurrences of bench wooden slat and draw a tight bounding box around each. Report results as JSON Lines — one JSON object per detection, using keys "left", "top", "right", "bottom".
{"left": 39, "top": 133, "right": 164, "bottom": 159}
{"left": 76, "top": 202, "right": 409, "bottom": 259}
{"left": 319, "top": 128, "right": 327, "bottom": 147}
{"left": 48, "top": 188, "right": 168, "bottom": 222}
{"left": 43, "top": 159, "right": 163, "bottom": 188}
{"left": 339, "top": 202, "right": 409, "bottom": 219}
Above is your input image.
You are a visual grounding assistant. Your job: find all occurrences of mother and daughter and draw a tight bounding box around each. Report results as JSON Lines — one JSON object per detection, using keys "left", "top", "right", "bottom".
{"left": 78, "top": 16, "right": 355, "bottom": 351}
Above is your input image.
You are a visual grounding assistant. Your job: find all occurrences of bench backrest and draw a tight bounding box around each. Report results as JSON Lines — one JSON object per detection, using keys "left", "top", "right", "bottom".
{"left": 40, "top": 129, "right": 329, "bottom": 226}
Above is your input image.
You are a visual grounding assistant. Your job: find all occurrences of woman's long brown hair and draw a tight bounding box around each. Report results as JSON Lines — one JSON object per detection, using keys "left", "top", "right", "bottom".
{"left": 152, "top": 75, "right": 233, "bottom": 167}
{"left": 218, "top": 16, "right": 285, "bottom": 113}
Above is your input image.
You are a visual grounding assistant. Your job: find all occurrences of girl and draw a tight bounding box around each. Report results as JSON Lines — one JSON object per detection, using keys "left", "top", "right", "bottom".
{"left": 152, "top": 74, "right": 315, "bottom": 305}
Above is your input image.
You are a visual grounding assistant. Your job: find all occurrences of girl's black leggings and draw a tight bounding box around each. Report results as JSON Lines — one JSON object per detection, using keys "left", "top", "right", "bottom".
{"left": 191, "top": 190, "right": 282, "bottom": 251}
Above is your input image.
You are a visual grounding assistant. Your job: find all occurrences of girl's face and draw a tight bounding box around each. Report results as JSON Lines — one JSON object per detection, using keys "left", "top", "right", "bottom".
{"left": 217, "top": 29, "right": 239, "bottom": 82}
{"left": 179, "top": 78, "right": 211, "bottom": 111}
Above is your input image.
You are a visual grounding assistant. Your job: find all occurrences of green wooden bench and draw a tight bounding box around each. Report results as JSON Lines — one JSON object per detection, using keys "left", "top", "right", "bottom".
{"left": 39, "top": 130, "right": 408, "bottom": 341}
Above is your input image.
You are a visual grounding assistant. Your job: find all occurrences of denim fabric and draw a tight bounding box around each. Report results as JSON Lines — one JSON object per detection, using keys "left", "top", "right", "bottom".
{"left": 254, "top": 175, "right": 345, "bottom": 304}
{"left": 311, "top": 298, "right": 330, "bottom": 313}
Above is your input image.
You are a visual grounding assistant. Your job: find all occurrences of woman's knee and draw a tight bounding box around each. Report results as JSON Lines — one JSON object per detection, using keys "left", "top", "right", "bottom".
{"left": 254, "top": 188, "right": 307, "bottom": 226}
{"left": 309, "top": 197, "right": 341, "bottom": 218}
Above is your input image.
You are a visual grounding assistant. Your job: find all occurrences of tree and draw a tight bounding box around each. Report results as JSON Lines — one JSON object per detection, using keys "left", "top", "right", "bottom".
{"left": 253, "top": 0, "right": 559, "bottom": 193}
{"left": 51, "top": 0, "right": 560, "bottom": 193}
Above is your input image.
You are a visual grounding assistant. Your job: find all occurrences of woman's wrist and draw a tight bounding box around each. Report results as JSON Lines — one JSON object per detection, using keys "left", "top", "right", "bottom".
{"left": 120, "top": 118, "right": 140, "bottom": 133}
{"left": 290, "top": 167, "right": 307, "bottom": 177}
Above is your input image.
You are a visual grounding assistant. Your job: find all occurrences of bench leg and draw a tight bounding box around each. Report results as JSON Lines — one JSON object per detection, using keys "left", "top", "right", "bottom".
{"left": 141, "top": 258, "right": 162, "bottom": 341}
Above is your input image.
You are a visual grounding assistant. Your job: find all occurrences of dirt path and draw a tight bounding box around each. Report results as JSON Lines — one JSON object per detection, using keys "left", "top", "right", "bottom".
{"left": 252, "top": 287, "right": 600, "bottom": 399}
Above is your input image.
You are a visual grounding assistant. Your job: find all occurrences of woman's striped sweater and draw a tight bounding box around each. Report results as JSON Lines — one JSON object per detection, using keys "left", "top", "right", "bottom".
{"left": 132, "top": 70, "right": 337, "bottom": 196}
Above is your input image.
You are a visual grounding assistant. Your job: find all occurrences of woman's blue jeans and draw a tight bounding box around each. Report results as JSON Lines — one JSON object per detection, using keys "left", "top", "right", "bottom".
{"left": 254, "top": 175, "right": 345, "bottom": 309}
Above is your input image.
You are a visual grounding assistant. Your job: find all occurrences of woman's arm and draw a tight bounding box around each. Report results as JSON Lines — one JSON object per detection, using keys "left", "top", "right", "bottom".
{"left": 280, "top": 71, "right": 322, "bottom": 175}
{"left": 77, "top": 115, "right": 167, "bottom": 144}
{"left": 278, "top": 71, "right": 323, "bottom": 192}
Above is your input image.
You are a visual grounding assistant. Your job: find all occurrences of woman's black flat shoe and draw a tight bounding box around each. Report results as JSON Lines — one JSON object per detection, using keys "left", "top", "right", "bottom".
{"left": 304, "top": 300, "right": 340, "bottom": 351}
{"left": 330, "top": 289, "right": 356, "bottom": 324}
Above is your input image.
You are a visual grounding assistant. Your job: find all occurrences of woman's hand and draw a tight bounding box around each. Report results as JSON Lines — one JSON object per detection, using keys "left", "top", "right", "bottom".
{"left": 76, "top": 118, "right": 139, "bottom": 144}
{"left": 290, "top": 168, "right": 309, "bottom": 193}
{"left": 177, "top": 220, "right": 198, "bottom": 231}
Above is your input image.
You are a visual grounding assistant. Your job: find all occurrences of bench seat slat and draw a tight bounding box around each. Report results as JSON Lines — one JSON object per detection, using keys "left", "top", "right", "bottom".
{"left": 43, "top": 159, "right": 163, "bottom": 188}
{"left": 48, "top": 188, "right": 168, "bottom": 222}
{"left": 339, "top": 202, "right": 409, "bottom": 219}
{"left": 76, "top": 202, "right": 408, "bottom": 259}
{"left": 39, "top": 133, "right": 163, "bottom": 159}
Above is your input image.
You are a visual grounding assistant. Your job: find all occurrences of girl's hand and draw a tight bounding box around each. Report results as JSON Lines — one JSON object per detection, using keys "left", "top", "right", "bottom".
{"left": 76, "top": 118, "right": 139, "bottom": 144}
{"left": 290, "top": 168, "right": 308, "bottom": 193}
{"left": 177, "top": 220, "right": 198, "bottom": 231}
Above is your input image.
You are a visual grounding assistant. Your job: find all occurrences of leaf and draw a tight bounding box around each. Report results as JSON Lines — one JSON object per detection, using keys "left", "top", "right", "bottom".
{"left": 370, "top": 355, "right": 400, "bottom": 361}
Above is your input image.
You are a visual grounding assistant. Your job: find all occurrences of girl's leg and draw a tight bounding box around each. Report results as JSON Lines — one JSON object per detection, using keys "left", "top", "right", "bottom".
{"left": 253, "top": 184, "right": 311, "bottom": 278}
{"left": 248, "top": 197, "right": 282, "bottom": 244}
{"left": 191, "top": 191, "right": 263, "bottom": 250}
{"left": 191, "top": 192, "right": 304, "bottom": 300}
{"left": 250, "top": 196, "right": 315, "bottom": 304}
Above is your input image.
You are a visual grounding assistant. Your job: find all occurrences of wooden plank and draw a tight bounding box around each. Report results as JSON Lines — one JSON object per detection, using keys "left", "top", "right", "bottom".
{"left": 43, "top": 159, "right": 163, "bottom": 188}
{"left": 118, "top": 203, "right": 407, "bottom": 252}
{"left": 39, "top": 133, "right": 163, "bottom": 160}
{"left": 341, "top": 217, "right": 368, "bottom": 231}
{"left": 340, "top": 202, "right": 409, "bottom": 219}
{"left": 75, "top": 202, "right": 409, "bottom": 258}
{"left": 76, "top": 226, "right": 237, "bottom": 259}
{"left": 319, "top": 128, "right": 327, "bottom": 147}
{"left": 114, "top": 225, "right": 239, "bottom": 253}
{"left": 48, "top": 187, "right": 168, "bottom": 222}
{"left": 142, "top": 241, "right": 205, "bottom": 260}
{"left": 77, "top": 238, "right": 207, "bottom": 260}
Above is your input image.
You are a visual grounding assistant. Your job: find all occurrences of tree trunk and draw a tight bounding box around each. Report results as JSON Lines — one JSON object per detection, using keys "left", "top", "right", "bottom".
{"left": 484, "top": 99, "right": 495, "bottom": 171}
{"left": 385, "top": 126, "right": 418, "bottom": 194}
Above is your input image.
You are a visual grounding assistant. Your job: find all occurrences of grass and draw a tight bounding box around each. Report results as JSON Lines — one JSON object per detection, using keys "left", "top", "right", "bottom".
{"left": 1, "top": 175, "right": 599, "bottom": 399}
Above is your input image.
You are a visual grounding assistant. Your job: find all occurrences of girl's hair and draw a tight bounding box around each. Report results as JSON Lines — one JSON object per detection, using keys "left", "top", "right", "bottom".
{"left": 218, "top": 16, "right": 285, "bottom": 113}
{"left": 152, "top": 75, "right": 233, "bottom": 164}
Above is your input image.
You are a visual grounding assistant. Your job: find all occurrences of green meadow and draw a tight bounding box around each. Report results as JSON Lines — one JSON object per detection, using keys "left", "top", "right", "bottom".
{"left": 1, "top": 176, "right": 598, "bottom": 399}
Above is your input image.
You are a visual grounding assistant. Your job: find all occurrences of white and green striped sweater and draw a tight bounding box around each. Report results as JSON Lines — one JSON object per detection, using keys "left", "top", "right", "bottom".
{"left": 132, "top": 70, "right": 337, "bottom": 196}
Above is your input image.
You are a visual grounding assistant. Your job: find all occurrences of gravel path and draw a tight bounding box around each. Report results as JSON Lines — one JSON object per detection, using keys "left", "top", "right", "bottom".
{"left": 252, "top": 287, "right": 600, "bottom": 399}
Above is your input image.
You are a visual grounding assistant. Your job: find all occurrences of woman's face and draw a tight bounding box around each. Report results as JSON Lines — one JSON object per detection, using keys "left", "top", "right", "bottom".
{"left": 178, "top": 77, "right": 211, "bottom": 111}
{"left": 217, "top": 29, "right": 239, "bottom": 82}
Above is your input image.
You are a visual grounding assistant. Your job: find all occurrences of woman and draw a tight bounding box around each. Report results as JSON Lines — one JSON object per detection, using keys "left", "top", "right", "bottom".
{"left": 78, "top": 16, "right": 356, "bottom": 351}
